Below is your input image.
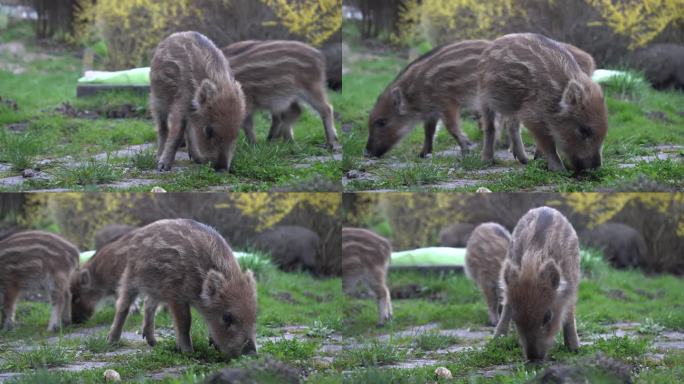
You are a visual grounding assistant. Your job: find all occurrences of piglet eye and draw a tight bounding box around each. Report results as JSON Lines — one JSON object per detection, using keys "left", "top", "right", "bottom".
{"left": 375, "top": 119, "right": 387, "bottom": 128}
{"left": 577, "top": 124, "right": 592, "bottom": 139}
{"left": 542, "top": 311, "right": 553, "bottom": 326}
{"left": 222, "top": 313, "right": 234, "bottom": 326}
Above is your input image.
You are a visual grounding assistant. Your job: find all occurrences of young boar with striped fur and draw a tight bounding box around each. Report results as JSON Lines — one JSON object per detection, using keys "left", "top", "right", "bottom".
{"left": 495, "top": 207, "right": 580, "bottom": 362}
{"left": 222, "top": 40, "right": 340, "bottom": 150}
{"left": 151, "top": 31, "right": 245, "bottom": 171}
{"left": 107, "top": 219, "right": 257, "bottom": 360}
{"left": 0, "top": 231, "right": 79, "bottom": 331}
{"left": 94, "top": 224, "right": 137, "bottom": 250}
{"left": 478, "top": 33, "right": 607, "bottom": 172}
{"left": 465, "top": 222, "right": 511, "bottom": 325}
{"left": 342, "top": 227, "right": 393, "bottom": 325}
{"left": 366, "top": 40, "right": 491, "bottom": 158}
{"left": 71, "top": 230, "right": 138, "bottom": 324}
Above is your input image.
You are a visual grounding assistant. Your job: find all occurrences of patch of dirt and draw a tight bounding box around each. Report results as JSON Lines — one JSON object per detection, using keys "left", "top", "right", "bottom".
{"left": 4, "top": 122, "right": 28, "bottom": 132}
{"left": 645, "top": 110, "right": 674, "bottom": 123}
{"left": 302, "top": 291, "right": 334, "bottom": 303}
{"left": 0, "top": 96, "right": 18, "bottom": 111}
{"left": 390, "top": 284, "right": 445, "bottom": 301}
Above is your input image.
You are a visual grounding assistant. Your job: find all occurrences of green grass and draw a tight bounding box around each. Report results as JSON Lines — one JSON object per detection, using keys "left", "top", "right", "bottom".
{"left": 333, "top": 339, "right": 407, "bottom": 369}
{"left": 341, "top": 40, "right": 684, "bottom": 192}
{"left": 414, "top": 330, "right": 460, "bottom": 351}
{"left": 0, "top": 21, "right": 340, "bottom": 191}
{"left": 0, "top": 256, "right": 346, "bottom": 382}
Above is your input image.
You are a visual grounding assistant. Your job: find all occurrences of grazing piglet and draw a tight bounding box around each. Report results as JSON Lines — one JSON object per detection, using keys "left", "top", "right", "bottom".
{"left": 252, "top": 225, "right": 319, "bottom": 273}
{"left": 495, "top": 206, "right": 580, "bottom": 362}
{"left": 106, "top": 219, "right": 257, "bottom": 360}
{"left": 366, "top": 40, "right": 491, "bottom": 158}
{"left": 341, "top": 227, "right": 392, "bottom": 325}
{"left": 71, "top": 230, "right": 138, "bottom": 324}
{"left": 439, "top": 222, "right": 476, "bottom": 248}
{"left": 465, "top": 222, "right": 511, "bottom": 325}
{"left": 151, "top": 31, "right": 245, "bottom": 171}
{"left": 94, "top": 224, "right": 137, "bottom": 250}
{"left": 221, "top": 40, "right": 340, "bottom": 150}
{"left": 0, "top": 231, "right": 79, "bottom": 331}
{"left": 478, "top": 33, "right": 607, "bottom": 172}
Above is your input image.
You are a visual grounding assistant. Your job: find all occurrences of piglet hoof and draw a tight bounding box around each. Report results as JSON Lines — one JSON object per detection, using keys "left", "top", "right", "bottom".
{"left": 142, "top": 332, "right": 157, "bottom": 347}
{"left": 516, "top": 155, "right": 529, "bottom": 165}
{"left": 330, "top": 142, "right": 342, "bottom": 152}
{"left": 2, "top": 321, "right": 14, "bottom": 331}
{"left": 546, "top": 162, "right": 565, "bottom": 172}
{"left": 419, "top": 150, "right": 430, "bottom": 158}
{"left": 157, "top": 162, "right": 171, "bottom": 172}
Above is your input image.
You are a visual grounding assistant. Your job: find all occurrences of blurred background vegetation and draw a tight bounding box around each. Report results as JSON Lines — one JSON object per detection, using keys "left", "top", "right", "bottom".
{"left": 343, "top": 193, "right": 684, "bottom": 275}
{"left": 345, "top": 0, "right": 684, "bottom": 67}
{"left": 6, "top": 0, "right": 341, "bottom": 68}
{"left": 0, "top": 192, "right": 341, "bottom": 275}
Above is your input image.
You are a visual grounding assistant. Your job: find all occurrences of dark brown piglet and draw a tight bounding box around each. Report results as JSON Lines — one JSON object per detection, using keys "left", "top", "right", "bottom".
{"left": 94, "top": 223, "right": 137, "bottom": 250}
{"left": 106, "top": 219, "right": 257, "bottom": 360}
{"left": 495, "top": 206, "right": 580, "bottom": 362}
{"left": 151, "top": 31, "right": 245, "bottom": 171}
{"left": 342, "top": 227, "right": 392, "bottom": 325}
{"left": 0, "top": 231, "right": 79, "bottom": 331}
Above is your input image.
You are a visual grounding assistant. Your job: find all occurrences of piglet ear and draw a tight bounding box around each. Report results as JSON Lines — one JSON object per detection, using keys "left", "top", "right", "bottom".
{"left": 391, "top": 87, "right": 406, "bottom": 112}
{"left": 79, "top": 269, "right": 91, "bottom": 288}
{"left": 202, "top": 269, "right": 227, "bottom": 305}
{"left": 195, "top": 79, "right": 217, "bottom": 107}
{"left": 560, "top": 79, "right": 583, "bottom": 112}
{"left": 540, "top": 260, "right": 561, "bottom": 291}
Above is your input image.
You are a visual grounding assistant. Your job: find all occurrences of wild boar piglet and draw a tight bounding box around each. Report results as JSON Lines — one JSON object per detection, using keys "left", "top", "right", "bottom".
{"left": 222, "top": 40, "right": 340, "bottom": 150}
{"left": 342, "top": 227, "right": 393, "bottom": 325}
{"left": 151, "top": 31, "right": 245, "bottom": 171}
{"left": 106, "top": 219, "right": 257, "bottom": 360}
{"left": 0, "top": 231, "right": 79, "bottom": 332}
{"left": 465, "top": 222, "right": 511, "bottom": 325}
{"left": 495, "top": 206, "right": 580, "bottom": 362}
{"left": 366, "top": 40, "right": 492, "bottom": 158}
{"left": 478, "top": 33, "right": 607, "bottom": 172}
{"left": 71, "top": 229, "right": 138, "bottom": 324}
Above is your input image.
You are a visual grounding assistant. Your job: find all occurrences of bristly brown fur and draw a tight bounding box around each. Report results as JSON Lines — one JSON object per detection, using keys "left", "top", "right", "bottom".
{"left": 465, "top": 222, "right": 511, "bottom": 325}
{"left": 222, "top": 40, "right": 340, "bottom": 150}
{"left": 0, "top": 231, "right": 79, "bottom": 332}
{"left": 494, "top": 206, "right": 580, "bottom": 362}
{"left": 478, "top": 33, "right": 607, "bottom": 172}
{"left": 151, "top": 31, "right": 245, "bottom": 172}
{"left": 106, "top": 219, "right": 257, "bottom": 360}
{"left": 342, "top": 227, "right": 393, "bottom": 325}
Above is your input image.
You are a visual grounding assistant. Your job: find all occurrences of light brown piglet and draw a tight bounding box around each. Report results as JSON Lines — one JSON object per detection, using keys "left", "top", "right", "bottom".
{"left": 0, "top": 231, "right": 79, "bottom": 331}
{"left": 151, "top": 31, "right": 245, "bottom": 171}
{"left": 478, "top": 33, "right": 607, "bottom": 171}
{"left": 106, "top": 219, "right": 257, "bottom": 360}
{"left": 465, "top": 222, "right": 511, "bottom": 325}
{"left": 495, "top": 206, "right": 580, "bottom": 362}
{"left": 341, "top": 227, "right": 393, "bottom": 326}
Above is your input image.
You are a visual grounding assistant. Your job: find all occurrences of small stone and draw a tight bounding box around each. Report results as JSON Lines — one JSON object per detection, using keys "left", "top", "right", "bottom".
{"left": 150, "top": 186, "right": 167, "bottom": 193}
{"left": 435, "top": 366, "right": 452, "bottom": 379}
{"left": 103, "top": 369, "right": 121, "bottom": 381}
{"left": 21, "top": 169, "right": 34, "bottom": 178}
{"left": 476, "top": 187, "right": 492, "bottom": 193}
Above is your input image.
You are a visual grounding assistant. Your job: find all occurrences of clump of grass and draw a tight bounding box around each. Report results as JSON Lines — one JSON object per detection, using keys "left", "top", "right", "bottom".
{"left": 334, "top": 340, "right": 406, "bottom": 369}
{"left": 260, "top": 338, "right": 318, "bottom": 366}
{"left": 379, "top": 160, "right": 448, "bottom": 187}
{"left": 450, "top": 335, "right": 522, "bottom": 370}
{"left": 580, "top": 248, "right": 611, "bottom": 279}
{"left": 237, "top": 249, "right": 277, "bottom": 281}
{"left": 130, "top": 148, "right": 157, "bottom": 170}
{"left": 57, "top": 158, "right": 122, "bottom": 186}
{"left": 415, "top": 330, "right": 460, "bottom": 351}
{"left": 459, "top": 153, "right": 490, "bottom": 171}
{"left": 307, "top": 320, "right": 334, "bottom": 339}
{"left": 589, "top": 335, "right": 650, "bottom": 360}
{"left": 85, "top": 334, "right": 122, "bottom": 353}
{"left": 0, "top": 129, "right": 43, "bottom": 171}
{"left": 600, "top": 69, "right": 648, "bottom": 101}
{"left": 638, "top": 318, "right": 665, "bottom": 336}
{"left": 2, "top": 345, "right": 73, "bottom": 371}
